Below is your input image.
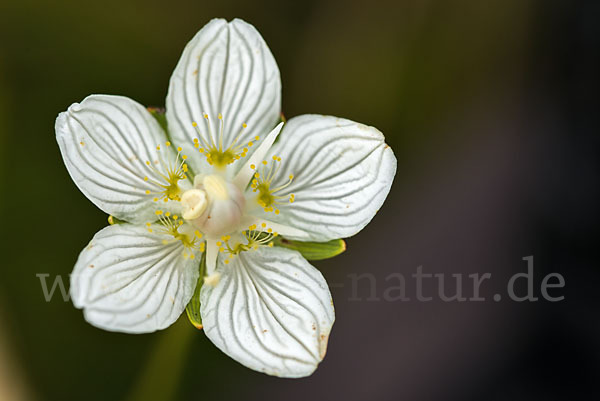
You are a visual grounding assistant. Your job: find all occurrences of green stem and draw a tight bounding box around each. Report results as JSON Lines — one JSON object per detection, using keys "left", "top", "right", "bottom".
{"left": 124, "top": 318, "right": 194, "bottom": 401}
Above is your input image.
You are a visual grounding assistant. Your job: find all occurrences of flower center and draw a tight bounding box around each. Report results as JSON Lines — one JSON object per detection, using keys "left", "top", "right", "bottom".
{"left": 146, "top": 210, "right": 205, "bottom": 259}
{"left": 180, "top": 174, "right": 245, "bottom": 237}
{"left": 191, "top": 113, "right": 259, "bottom": 169}
{"left": 250, "top": 156, "right": 295, "bottom": 214}
{"left": 217, "top": 223, "right": 278, "bottom": 264}
{"left": 144, "top": 141, "right": 189, "bottom": 202}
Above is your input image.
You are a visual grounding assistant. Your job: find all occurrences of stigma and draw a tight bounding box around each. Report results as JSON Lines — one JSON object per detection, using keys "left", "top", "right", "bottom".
{"left": 180, "top": 174, "right": 245, "bottom": 237}
{"left": 191, "top": 113, "right": 259, "bottom": 169}
{"left": 144, "top": 141, "right": 189, "bottom": 202}
{"left": 147, "top": 210, "right": 205, "bottom": 259}
{"left": 250, "top": 156, "right": 295, "bottom": 214}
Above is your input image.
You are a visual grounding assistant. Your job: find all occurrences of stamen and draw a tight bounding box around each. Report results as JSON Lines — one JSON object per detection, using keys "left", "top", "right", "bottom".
{"left": 250, "top": 156, "right": 295, "bottom": 214}
{"left": 144, "top": 142, "right": 189, "bottom": 202}
{"left": 191, "top": 114, "right": 258, "bottom": 169}
{"left": 217, "top": 224, "right": 278, "bottom": 264}
{"left": 147, "top": 210, "right": 205, "bottom": 258}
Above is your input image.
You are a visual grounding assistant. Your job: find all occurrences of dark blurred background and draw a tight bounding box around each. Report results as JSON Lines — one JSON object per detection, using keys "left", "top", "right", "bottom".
{"left": 1, "top": 0, "right": 598, "bottom": 400}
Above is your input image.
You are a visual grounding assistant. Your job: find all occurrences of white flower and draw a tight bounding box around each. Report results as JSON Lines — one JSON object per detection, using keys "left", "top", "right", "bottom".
{"left": 55, "top": 18, "right": 396, "bottom": 378}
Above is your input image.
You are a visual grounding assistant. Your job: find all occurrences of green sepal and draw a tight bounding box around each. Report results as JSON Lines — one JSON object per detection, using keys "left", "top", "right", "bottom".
{"left": 107, "top": 215, "right": 126, "bottom": 225}
{"left": 185, "top": 252, "right": 206, "bottom": 330}
{"left": 274, "top": 237, "right": 346, "bottom": 261}
{"left": 147, "top": 107, "right": 169, "bottom": 134}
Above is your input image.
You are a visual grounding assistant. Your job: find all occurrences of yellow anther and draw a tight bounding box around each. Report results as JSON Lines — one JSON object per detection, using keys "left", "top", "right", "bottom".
{"left": 153, "top": 212, "right": 204, "bottom": 257}
{"left": 242, "top": 123, "right": 247, "bottom": 128}
{"left": 251, "top": 156, "right": 295, "bottom": 212}
{"left": 192, "top": 121, "right": 198, "bottom": 127}
{"left": 143, "top": 140, "right": 188, "bottom": 202}
{"left": 192, "top": 113, "right": 258, "bottom": 168}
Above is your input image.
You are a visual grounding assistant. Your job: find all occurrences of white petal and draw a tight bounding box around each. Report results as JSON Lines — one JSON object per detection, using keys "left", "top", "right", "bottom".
{"left": 70, "top": 224, "right": 200, "bottom": 333}
{"left": 166, "top": 18, "right": 281, "bottom": 175}
{"left": 254, "top": 115, "right": 397, "bottom": 241}
{"left": 233, "top": 122, "right": 283, "bottom": 189}
{"left": 200, "top": 246, "right": 334, "bottom": 378}
{"left": 56, "top": 95, "right": 188, "bottom": 223}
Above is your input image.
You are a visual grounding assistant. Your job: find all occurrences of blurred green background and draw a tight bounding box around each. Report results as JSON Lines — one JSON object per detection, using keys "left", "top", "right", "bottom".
{"left": 1, "top": 0, "right": 598, "bottom": 400}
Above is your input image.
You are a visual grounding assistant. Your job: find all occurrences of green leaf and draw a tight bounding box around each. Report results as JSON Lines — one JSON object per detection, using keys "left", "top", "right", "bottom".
{"left": 185, "top": 252, "right": 206, "bottom": 330}
{"left": 147, "top": 106, "right": 169, "bottom": 134}
{"left": 274, "top": 237, "right": 346, "bottom": 261}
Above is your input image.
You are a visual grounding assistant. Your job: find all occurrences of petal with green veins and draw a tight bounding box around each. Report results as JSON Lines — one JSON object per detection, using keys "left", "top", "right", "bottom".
{"left": 166, "top": 18, "right": 281, "bottom": 176}
{"left": 71, "top": 224, "right": 200, "bottom": 333}
{"left": 56, "top": 95, "right": 190, "bottom": 224}
{"left": 254, "top": 114, "right": 397, "bottom": 241}
{"left": 200, "top": 246, "right": 334, "bottom": 378}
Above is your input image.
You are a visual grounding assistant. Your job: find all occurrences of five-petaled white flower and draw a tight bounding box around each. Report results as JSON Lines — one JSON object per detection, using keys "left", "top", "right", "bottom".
{"left": 56, "top": 18, "right": 396, "bottom": 378}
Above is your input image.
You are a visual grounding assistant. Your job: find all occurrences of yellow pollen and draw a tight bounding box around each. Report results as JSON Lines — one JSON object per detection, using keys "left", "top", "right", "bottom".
{"left": 218, "top": 224, "right": 279, "bottom": 260}
{"left": 149, "top": 213, "right": 204, "bottom": 258}
{"left": 143, "top": 142, "right": 188, "bottom": 202}
{"left": 250, "top": 157, "right": 295, "bottom": 212}
{"left": 191, "top": 115, "right": 257, "bottom": 168}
